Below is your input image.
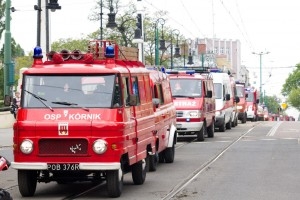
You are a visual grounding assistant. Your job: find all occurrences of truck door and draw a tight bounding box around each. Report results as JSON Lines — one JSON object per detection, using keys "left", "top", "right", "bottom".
{"left": 122, "top": 76, "right": 137, "bottom": 164}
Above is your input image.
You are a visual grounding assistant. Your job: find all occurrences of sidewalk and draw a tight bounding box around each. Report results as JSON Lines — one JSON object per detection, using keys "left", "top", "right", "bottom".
{"left": 0, "top": 128, "right": 13, "bottom": 148}
{"left": 0, "top": 111, "right": 15, "bottom": 129}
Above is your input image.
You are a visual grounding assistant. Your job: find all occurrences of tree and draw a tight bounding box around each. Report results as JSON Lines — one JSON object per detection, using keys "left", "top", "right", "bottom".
{"left": 0, "top": 0, "right": 5, "bottom": 41}
{"left": 281, "top": 64, "right": 300, "bottom": 111}
{"left": 263, "top": 95, "right": 281, "bottom": 114}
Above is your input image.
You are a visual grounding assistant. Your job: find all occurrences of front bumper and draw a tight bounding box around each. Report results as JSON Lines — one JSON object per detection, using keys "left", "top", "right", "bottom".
{"left": 11, "top": 162, "right": 121, "bottom": 170}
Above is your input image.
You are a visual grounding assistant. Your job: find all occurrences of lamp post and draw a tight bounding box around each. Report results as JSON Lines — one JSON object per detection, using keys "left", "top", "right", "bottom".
{"left": 170, "top": 29, "right": 180, "bottom": 70}
{"left": 252, "top": 51, "right": 270, "bottom": 104}
{"left": 154, "top": 18, "right": 165, "bottom": 65}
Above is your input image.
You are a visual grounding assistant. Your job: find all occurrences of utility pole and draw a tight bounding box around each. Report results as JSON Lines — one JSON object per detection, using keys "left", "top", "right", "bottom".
{"left": 4, "top": 0, "right": 13, "bottom": 98}
{"left": 252, "top": 51, "right": 270, "bottom": 104}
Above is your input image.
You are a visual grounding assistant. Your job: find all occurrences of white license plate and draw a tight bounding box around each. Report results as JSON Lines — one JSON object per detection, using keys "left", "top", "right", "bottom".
{"left": 176, "top": 124, "right": 182, "bottom": 128}
{"left": 47, "top": 163, "right": 80, "bottom": 171}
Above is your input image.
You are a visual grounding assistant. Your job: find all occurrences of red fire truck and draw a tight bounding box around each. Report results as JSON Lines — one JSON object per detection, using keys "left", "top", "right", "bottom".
{"left": 167, "top": 68, "right": 215, "bottom": 141}
{"left": 245, "top": 87, "right": 260, "bottom": 121}
{"left": 11, "top": 40, "right": 177, "bottom": 198}
{"left": 236, "top": 82, "right": 247, "bottom": 123}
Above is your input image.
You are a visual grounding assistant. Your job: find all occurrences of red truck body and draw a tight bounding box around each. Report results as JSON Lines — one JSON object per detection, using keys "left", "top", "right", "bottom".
{"left": 11, "top": 40, "right": 177, "bottom": 198}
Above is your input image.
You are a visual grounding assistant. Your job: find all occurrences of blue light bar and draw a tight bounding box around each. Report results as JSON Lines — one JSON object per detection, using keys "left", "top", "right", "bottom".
{"left": 105, "top": 45, "right": 115, "bottom": 58}
{"left": 209, "top": 68, "right": 222, "bottom": 73}
{"left": 33, "top": 46, "right": 43, "bottom": 59}
{"left": 165, "top": 69, "right": 195, "bottom": 75}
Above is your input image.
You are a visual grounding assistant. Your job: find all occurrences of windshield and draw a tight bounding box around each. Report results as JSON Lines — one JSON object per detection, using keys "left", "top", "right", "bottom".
{"left": 170, "top": 79, "right": 202, "bottom": 97}
{"left": 213, "top": 83, "right": 222, "bottom": 99}
{"left": 22, "top": 74, "right": 121, "bottom": 108}
{"left": 236, "top": 86, "right": 245, "bottom": 97}
{"left": 246, "top": 92, "right": 254, "bottom": 102}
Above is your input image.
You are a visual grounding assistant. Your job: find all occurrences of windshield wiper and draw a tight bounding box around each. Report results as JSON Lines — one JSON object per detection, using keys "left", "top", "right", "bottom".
{"left": 52, "top": 101, "right": 89, "bottom": 111}
{"left": 24, "top": 89, "right": 53, "bottom": 111}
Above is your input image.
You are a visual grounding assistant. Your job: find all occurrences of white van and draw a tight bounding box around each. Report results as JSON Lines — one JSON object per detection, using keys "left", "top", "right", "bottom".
{"left": 211, "top": 72, "right": 234, "bottom": 132}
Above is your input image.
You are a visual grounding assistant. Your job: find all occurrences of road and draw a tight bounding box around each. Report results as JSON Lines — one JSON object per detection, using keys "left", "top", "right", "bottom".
{"left": 1, "top": 121, "right": 300, "bottom": 200}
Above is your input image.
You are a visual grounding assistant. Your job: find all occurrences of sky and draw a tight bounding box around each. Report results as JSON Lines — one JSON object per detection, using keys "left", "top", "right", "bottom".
{"left": 2, "top": 0, "right": 299, "bottom": 117}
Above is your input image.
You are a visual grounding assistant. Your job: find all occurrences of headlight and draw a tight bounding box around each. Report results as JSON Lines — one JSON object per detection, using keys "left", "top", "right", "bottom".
{"left": 237, "top": 106, "right": 242, "bottom": 109}
{"left": 93, "top": 139, "right": 107, "bottom": 154}
{"left": 20, "top": 139, "right": 33, "bottom": 154}
{"left": 188, "top": 110, "right": 201, "bottom": 117}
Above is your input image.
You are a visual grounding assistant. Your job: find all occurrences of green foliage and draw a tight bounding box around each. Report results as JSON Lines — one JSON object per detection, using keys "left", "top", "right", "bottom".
{"left": 263, "top": 95, "right": 281, "bottom": 114}
{"left": 0, "top": 0, "right": 5, "bottom": 39}
{"left": 281, "top": 64, "right": 300, "bottom": 111}
{"left": 287, "top": 88, "right": 300, "bottom": 110}
{"left": 51, "top": 38, "right": 90, "bottom": 52}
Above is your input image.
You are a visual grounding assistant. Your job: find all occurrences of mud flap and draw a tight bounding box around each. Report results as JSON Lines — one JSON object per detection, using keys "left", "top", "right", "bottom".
{"left": 167, "top": 124, "right": 177, "bottom": 147}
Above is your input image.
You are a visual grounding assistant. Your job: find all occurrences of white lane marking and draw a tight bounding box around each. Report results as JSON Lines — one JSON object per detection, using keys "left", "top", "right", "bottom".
{"left": 267, "top": 121, "right": 282, "bottom": 136}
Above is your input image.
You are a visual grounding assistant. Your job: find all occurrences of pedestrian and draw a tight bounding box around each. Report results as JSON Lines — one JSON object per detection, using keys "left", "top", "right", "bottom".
{"left": 11, "top": 91, "right": 21, "bottom": 119}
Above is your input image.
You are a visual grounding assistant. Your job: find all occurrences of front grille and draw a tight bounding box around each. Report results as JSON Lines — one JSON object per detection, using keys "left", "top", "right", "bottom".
{"left": 176, "top": 111, "right": 183, "bottom": 117}
{"left": 39, "top": 139, "right": 88, "bottom": 156}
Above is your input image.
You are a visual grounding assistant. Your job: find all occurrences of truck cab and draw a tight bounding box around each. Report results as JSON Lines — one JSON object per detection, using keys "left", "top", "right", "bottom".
{"left": 236, "top": 82, "right": 248, "bottom": 123}
{"left": 167, "top": 69, "right": 215, "bottom": 141}
{"left": 11, "top": 40, "right": 177, "bottom": 198}
{"left": 245, "top": 87, "right": 260, "bottom": 121}
{"left": 211, "top": 71, "right": 234, "bottom": 132}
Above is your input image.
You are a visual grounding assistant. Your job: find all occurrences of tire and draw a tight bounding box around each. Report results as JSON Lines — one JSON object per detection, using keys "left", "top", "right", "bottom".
{"left": 0, "top": 188, "right": 12, "bottom": 200}
{"left": 132, "top": 158, "right": 148, "bottom": 185}
{"left": 226, "top": 117, "right": 232, "bottom": 129}
{"left": 219, "top": 121, "right": 226, "bottom": 132}
{"left": 163, "top": 139, "right": 175, "bottom": 163}
{"left": 207, "top": 120, "right": 215, "bottom": 138}
{"left": 234, "top": 116, "right": 238, "bottom": 127}
{"left": 148, "top": 152, "right": 158, "bottom": 172}
{"left": 18, "top": 170, "right": 37, "bottom": 197}
{"left": 107, "top": 169, "right": 123, "bottom": 198}
{"left": 197, "top": 121, "right": 206, "bottom": 141}
{"left": 241, "top": 113, "right": 247, "bottom": 124}
{"left": 158, "top": 152, "right": 165, "bottom": 163}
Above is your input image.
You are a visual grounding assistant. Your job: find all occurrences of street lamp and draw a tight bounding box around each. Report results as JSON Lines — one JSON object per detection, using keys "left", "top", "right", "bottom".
{"left": 106, "top": 0, "right": 117, "bottom": 28}
{"left": 154, "top": 18, "right": 166, "bottom": 65}
{"left": 170, "top": 29, "right": 180, "bottom": 70}
{"left": 252, "top": 51, "right": 270, "bottom": 104}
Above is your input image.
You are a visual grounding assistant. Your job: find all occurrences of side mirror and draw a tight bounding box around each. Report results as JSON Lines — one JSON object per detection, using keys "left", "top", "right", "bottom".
{"left": 206, "top": 90, "right": 212, "bottom": 98}
{"left": 129, "top": 94, "right": 138, "bottom": 106}
{"left": 225, "top": 94, "right": 230, "bottom": 101}
{"left": 152, "top": 98, "right": 160, "bottom": 108}
{"left": 235, "top": 96, "right": 240, "bottom": 103}
{"left": 256, "top": 99, "right": 260, "bottom": 104}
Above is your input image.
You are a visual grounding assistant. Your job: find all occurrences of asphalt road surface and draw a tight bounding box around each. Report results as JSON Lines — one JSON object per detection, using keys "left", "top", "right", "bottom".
{"left": 1, "top": 121, "right": 300, "bottom": 200}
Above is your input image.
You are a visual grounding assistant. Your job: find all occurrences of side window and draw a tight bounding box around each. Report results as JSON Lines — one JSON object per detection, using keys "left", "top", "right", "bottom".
{"left": 154, "top": 84, "right": 164, "bottom": 105}
{"left": 122, "top": 77, "right": 130, "bottom": 106}
{"left": 113, "top": 76, "right": 122, "bottom": 107}
{"left": 132, "top": 76, "right": 140, "bottom": 105}
{"left": 223, "top": 85, "right": 226, "bottom": 100}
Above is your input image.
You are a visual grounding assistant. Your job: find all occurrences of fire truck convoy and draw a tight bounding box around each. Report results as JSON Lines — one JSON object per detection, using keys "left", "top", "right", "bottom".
{"left": 11, "top": 40, "right": 177, "bottom": 198}
{"left": 167, "top": 69, "right": 215, "bottom": 141}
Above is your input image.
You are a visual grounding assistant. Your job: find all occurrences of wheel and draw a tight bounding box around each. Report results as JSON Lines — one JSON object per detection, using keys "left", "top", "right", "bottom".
{"left": 207, "top": 120, "right": 214, "bottom": 138}
{"left": 226, "top": 117, "right": 232, "bottom": 129}
{"left": 0, "top": 188, "right": 12, "bottom": 200}
{"left": 158, "top": 152, "right": 165, "bottom": 163}
{"left": 197, "top": 121, "right": 206, "bottom": 141}
{"left": 163, "top": 137, "right": 175, "bottom": 163}
{"left": 148, "top": 152, "right": 158, "bottom": 172}
{"left": 242, "top": 113, "right": 247, "bottom": 123}
{"left": 132, "top": 158, "right": 148, "bottom": 185}
{"left": 18, "top": 170, "right": 37, "bottom": 197}
{"left": 234, "top": 116, "right": 238, "bottom": 127}
{"left": 219, "top": 121, "right": 226, "bottom": 132}
{"left": 107, "top": 168, "right": 123, "bottom": 198}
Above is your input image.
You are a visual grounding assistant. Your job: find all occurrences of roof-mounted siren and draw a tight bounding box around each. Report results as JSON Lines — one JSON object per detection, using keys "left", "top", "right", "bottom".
{"left": 105, "top": 45, "right": 115, "bottom": 58}
{"left": 47, "top": 51, "right": 56, "bottom": 61}
{"left": 33, "top": 46, "right": 43, "bottom": 59}
{"left": 71, "top": 50, "right": 83, "bottom": 60}
{"left": 60, "top": 49, "right": 70, "bottom": 61}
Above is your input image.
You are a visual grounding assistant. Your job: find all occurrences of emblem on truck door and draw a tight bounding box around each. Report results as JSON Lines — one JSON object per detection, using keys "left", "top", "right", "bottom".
{"left": 58, "top": 122, "right": 69, "bottom": 135}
